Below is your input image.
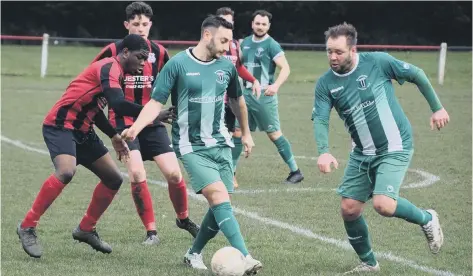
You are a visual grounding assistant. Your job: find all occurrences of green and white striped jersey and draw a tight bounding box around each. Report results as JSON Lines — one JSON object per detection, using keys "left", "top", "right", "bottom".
{"left": 240, "top": 35, "right": 284, "bottom": 89}
{"left": 312, "top": 52, "right": 421, "bottom": 155}
{"left": 151, "top": 48, "right": 242, "bottom": 157}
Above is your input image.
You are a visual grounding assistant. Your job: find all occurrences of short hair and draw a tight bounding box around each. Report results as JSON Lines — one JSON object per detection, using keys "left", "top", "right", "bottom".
{"left": 201, "top": 15, "right": 234, "bottom": 35}
{"left": 252, "top": 10, "right": 272, "bottom": 21}
{"left": 216, "top": 7, "right": 234, "bottom": 18}
{"left": 324, "top": 22, "right": 358, "bottom": 47}
{"left": 125, "top": 1, "right": 153, "bottom": 21}
{"left": 122, "top": 34, "right": 149, "bottom": 53}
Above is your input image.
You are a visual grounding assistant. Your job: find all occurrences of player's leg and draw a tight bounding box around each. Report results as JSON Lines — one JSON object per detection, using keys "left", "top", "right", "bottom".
{"left": 17, "top": 125, "right": 77, "bottom": 258}
{"left": 371, "top": 150, "right": 443, "bottom": 254}
{"left": 73, "top": 132, "right": 122, "bottom": 254}
{"left": 117, "top": 130, "right": 158, "bottom": 245}
{"left": 144, "top": 125, "right": 199, "bottom": 238}
{"left": 338, "top": 153, "right": 380, "bottom": 274}
{"left": 253, "top": 93, "right": 303, "bottom": 183}
{"left": 180, "top": 148, "right": 260, "bottom": 272}
{"left": 225, "top": 102, "right": 240, "bottom": 189}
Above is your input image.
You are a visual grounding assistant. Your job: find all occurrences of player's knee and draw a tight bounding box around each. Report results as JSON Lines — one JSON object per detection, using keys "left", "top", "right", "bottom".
{"left": 340, "top": 198, "right": 363, "bottom": 220}
{"left": 267, "top": 130, "right": 282, "bottom": 142}
{"left": 165, "top": 170, "right": 182, "bottom": 185}
{"left": 372, "top": 196, "right": 396, "bottom": 217}
{"left": 103, "top": 173, "right": 123, "bottom": 191}
{"left": 129, "top": 167, "right": 146, "bottom": 182}
{"left": 202, "top": 182, "right": 230, "bottom": 206}
{"left": 55, "top": 167, "right": 76, "bottom": 184}
{"left": 233, "top": 128, "right": 242, "bottom": 138}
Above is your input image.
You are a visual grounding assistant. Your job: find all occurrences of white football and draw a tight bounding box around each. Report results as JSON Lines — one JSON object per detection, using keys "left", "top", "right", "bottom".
{"left": 211, "top": 246, "right": 246, "bottom": 276}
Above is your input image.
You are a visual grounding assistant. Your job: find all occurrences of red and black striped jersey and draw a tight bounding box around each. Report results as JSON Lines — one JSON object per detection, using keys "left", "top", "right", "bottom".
{"left": 92, "top": 39, "right": 169, "bottom": 129}
{"left": 223, "top": 39, "right": 240, "bottom": 66}
{"left": 43, "top": 57, "right": 124, "bottom": 133}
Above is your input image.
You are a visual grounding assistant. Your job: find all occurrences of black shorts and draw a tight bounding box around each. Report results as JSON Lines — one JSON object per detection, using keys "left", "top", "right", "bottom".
{"left": 224, "top": 103, "right": 236, "bottom": 133}
{"left": 43, "top": 125, "right": 109, "bottom": 167}
{"left": 118, "top": 125, "right": 173, "bottom": 161}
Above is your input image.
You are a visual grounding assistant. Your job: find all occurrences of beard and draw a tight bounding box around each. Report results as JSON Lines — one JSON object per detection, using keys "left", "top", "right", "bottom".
{"left": 253, "top": 29, "right": 267, "bottom": 38}
{"left": 206, "top": 39, "right": 223, "bottom": 60}
{"left": 332, "top": 54, "right": 354, "bottom": 74}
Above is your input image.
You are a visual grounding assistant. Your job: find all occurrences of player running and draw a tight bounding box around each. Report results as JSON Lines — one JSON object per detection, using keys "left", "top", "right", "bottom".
{"left": 121, "top": 15, "right": 263, "bottom": 275}
{"left": 312, "top": 22, "right": 448, "bottom": 274}
{"left": 235, "top": 10, "right": 304, "bottom": 184}
{"left": 17, "top": 34, "right": 174, "bottom": 258}
{"left": 216, "top": 6, "right": 261, "bottom": 188}
{"left": 92, "top": 1, "right": 199, "bottom": 244}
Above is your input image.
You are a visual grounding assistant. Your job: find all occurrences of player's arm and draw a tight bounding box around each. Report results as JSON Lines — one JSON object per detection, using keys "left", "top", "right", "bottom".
{"left": 122, "top": 59, "right": 177, "bottom": 140}
{"left": 94, "top": 110, "right": 129, "bottom": 161}
{"left": 93, "top": 110, "right": 118, "bottom": 138}
{"left": 273, "top": 54, "right": 290, "bottom": 88}
{"left": 312, "top": 78, "right": 339, "bottom": 173}
{"left": 312, "top": 79, "right": 333, "bottom": 155}
{"left": 100, "top": 63, "right": 143, "bottom": 117}
{"left": 376, "top": 52, "right": 449, "bottom": 130}
{"left": 376, "top": 52, "right": 443, "bottom": 112}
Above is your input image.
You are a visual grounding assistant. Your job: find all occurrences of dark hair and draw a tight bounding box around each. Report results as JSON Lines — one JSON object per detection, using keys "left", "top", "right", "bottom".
{"left": 201, "top": 15, "right": 234, "bottom": 35}
{"left": 216, "top": 7, "right": 234, "bottom": 18}
{"left": 324, "top": 22, "right": 358, "bottom": 47}
{"left": 252, "top": 10, "right": 272, "bottom": 21}
{"left": 125, "top": 1, "right": 153, "bottom": 21}
{"left": 122, "top": 34, "right": 149, "bottom": 52}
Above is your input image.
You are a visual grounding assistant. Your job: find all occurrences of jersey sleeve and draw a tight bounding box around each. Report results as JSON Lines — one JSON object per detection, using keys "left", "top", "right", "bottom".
{"left": 227, "top": 65, "right": 243, "bottom": 99}
{"left": 92, "top": 43, "right": 117, "bottom": 63}
{"left": 269, "top": 39, "right": 284, "bottom": 61}
{"left": 99, "top": 62, "right": 122, "bottom": 90}
{"left": 373, "top": 52, "right": 420, "bottom": 85}
{"left": 151, "top": 57, "right": 178, "bottom": 104}
{"left": 312, "top": 77, "right": 333, "bottom": 155}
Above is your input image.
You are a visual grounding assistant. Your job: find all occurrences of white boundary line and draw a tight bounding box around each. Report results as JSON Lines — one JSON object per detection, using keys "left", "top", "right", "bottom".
{"left": 1, "top": 135, "right": 460, "bottom": 276}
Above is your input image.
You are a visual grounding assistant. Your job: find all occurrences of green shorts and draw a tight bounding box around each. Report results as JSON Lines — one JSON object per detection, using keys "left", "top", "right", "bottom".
{"left": 337, "top": 149, "right": 414, "bottom": 202}
{"left": 179, "top": 146, "right": 234, "bottom": 194}
{"left": 235, "top": 88, "right": 280, "bottom": 133}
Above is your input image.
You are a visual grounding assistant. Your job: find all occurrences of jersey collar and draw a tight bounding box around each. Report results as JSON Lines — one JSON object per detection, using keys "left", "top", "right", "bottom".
{"left": 331, "top": 53, "right": 359, "bottom": 77}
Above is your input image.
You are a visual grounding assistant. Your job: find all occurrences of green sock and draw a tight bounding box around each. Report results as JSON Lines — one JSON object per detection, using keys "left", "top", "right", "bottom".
{"left": 231, "top": 136, "right": 243, "bottom": 171}
{"left": 393, "top": 197, "right": 432, "bottom": 226}
{"left": 273, "top": 136, "right": 298, "bottom": 172}
{"left": 344, "top": 215, "right": 377, "bottom": 266}
{"left": 190, "top": 209, "right": 219, "bottom": 254}
{"left": 211, "top": 202, "right": 249, "bottom": 256}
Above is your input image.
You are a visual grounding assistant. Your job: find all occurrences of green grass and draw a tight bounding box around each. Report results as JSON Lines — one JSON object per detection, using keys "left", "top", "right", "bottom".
{"left": 1, "top": 45, "right": 472, "bottom": 276}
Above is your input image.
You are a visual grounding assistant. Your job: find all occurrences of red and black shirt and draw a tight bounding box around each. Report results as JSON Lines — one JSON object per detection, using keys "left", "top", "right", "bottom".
{"left": 92, "top": 39, "right": 169, "bottom": 128}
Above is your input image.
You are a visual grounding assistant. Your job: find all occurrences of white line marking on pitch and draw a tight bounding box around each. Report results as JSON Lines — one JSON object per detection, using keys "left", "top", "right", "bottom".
{"left": 1, "top": 135, "right": 459, "bottom": 276}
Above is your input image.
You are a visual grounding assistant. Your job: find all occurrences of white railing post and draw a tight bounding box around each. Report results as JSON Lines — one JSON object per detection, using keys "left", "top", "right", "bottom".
{"left": 40, "top": 33, "right": 49, "bottom": 78}
{"left": 438, "top": 42, "right": 447, "bottom": 85}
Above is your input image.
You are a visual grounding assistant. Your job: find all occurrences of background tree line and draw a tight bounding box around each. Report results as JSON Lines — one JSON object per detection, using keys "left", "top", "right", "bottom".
{"left": 1, "top": 1, "right": 471, "bottom": 46}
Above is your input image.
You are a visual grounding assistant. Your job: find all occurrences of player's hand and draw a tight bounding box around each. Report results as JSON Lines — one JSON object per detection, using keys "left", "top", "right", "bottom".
{"left": 241, "top": 134, "right": 255, "bottom": 158}
{"left": 264, "top": 84, "right": 279, "bottom": 96}
{"left": 111, "top": 134, "right": 130, "bottom": 162}
{"left": 252, "top": 80, "right": 262, "bottom": 99}
{"left": 317, "top": 153, "right": 339, "bottom": 174}
{"left": 121, "top": 127, "right": 138, "bottom": 142}
{"left": 157, "top": 106, "right": 177, "bottom": 125}
{"left": 430, "top": 108, "right": 450, "bottom": 131}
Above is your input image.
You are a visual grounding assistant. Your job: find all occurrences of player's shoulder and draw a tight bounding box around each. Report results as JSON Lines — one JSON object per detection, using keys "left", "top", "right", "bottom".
{"left": 360, "top": 51, "right": 392, "bottom": 63}
{"left": 241, "top": 35, "right": 253, "bottom": 45}
{"left": 149, "top": 40, "right": 167, "bottom": 51}
{"left": 315, "top": 70, "right": 335, "bottom": 90}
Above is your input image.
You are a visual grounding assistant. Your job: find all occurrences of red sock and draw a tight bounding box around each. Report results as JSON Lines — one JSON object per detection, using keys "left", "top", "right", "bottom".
{"left": 22, "top": 174, "right": 66, "bottom": 228}
{"left": 79, "top": 182, "right": 118, "bottom": 232}
{"left": 131, "top": 181, "right": 156, "bottom": 231}
{"left": 168, "top": 178, "right": 189, "bottom": 220}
